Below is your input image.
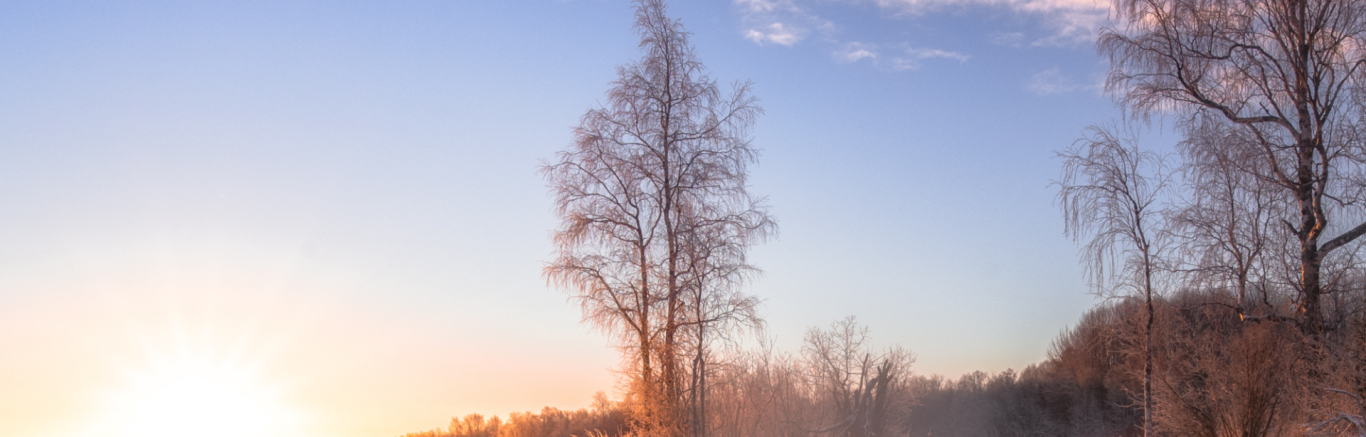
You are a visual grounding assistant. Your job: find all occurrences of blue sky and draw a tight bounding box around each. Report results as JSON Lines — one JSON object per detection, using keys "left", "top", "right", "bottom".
{"left": 0, "top": 1, "right": 1130, "bottom": 435}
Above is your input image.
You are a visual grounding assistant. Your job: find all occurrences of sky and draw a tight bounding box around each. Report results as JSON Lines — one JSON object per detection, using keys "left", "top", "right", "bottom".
{"left": 0, "top": 0, "right": 1133, "bottom": 436}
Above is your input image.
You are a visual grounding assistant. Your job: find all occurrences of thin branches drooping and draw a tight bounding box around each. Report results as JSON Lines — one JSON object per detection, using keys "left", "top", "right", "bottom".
{"left": 542, "top": 1, "right": 775, "bottom": 435}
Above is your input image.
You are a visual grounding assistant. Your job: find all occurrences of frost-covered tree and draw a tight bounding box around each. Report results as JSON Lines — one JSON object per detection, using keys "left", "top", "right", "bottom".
{"left": 542, "top": 1, "right": 774, "bottom": 435}
{"left": 1101, "top": 0, "right": 1366, "bottom": 334}
{"left": 1057, "top": 127, "right": 1171, "bottom": 436}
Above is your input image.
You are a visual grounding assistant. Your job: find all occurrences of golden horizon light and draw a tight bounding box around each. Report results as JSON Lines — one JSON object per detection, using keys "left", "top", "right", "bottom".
{"left": 96, "top": 347, "right": 304, "bottom": 437}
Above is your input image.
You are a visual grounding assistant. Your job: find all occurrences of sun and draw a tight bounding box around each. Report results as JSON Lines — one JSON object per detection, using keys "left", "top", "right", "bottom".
{"left": 118, "top": 368, "right": 277, "bottom": 437}
{"left": 100, "top": 349, "right": 302, "bottom": 437}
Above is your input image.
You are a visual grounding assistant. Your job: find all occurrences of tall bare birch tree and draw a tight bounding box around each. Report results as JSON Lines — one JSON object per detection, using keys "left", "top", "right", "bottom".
{"left": 1169, "top": 117, "right": 1288, "bottom": 321}
{"left": 1100, "top": 0, "right": 1366, "bottom": 333}
{"left": 1057, "top": 127, "right": 1171, "bottom": 437}
{"left": 542, "top": 1, "right": 774, "bottom": 436}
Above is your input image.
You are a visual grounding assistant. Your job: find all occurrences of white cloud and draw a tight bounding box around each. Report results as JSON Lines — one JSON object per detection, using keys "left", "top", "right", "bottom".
{"left": 1028, "top": 68, "right": 1072, "bottom": 94}
{"left": 868, "top": 0, "right": 1112, "bottom": 45}
{"left": 889, "top": 46, "right": 969, "bottom": 70}
{"left": 837, "top": 43, "right": 879, "bottom": 62}
{"left": 846, "top": 49, "right": 878, "bottom": 61}
{"left": 735, "top": 0, "right": 1112, "bottom": 49}
{"left": 1027, "top": 7, "right": 1111, "bottom": 46}
{"left": 864, "top": 0, "right": 1107, "bottom": 17}
{"left": 836, "top": 43, "right": 966, "bottom": 70}
{"left": 735, "top": 0, "right": 788, "bottom": 13}
{"left": 736, "top": 0, "right": 1112, "bottom": 71}
{"left": 889, "top": 58, "right": 924, "bottom": 71}
{"left": 735, "top": 0, "right": 833, "bottom": 47}
{"left": 905, "top": 47, "right": 969, "bottom": 62}
{"left": 1027, "top": 67, "right": 1102, "bottom": 95}
{"left": 746, "top": 22, "right": 803, "bottom": 46}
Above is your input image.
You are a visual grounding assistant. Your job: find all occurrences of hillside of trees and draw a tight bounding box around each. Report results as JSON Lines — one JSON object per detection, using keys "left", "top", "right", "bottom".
{"left": 401, "top": 286, "right": 1366, "bottom": 437}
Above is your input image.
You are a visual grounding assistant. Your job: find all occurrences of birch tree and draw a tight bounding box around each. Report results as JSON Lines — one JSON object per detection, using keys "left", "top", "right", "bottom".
{"left": 1100, "top": 0, "right": 1366, "bottom": 333}
{"left": 1056, "top": 127, "right": 1171, "bottom": 437}
{"left": 1169, "top": 116, "right": 1289, "bottom": 321}
{"left": 542, "top": 1, "right": 774, "bottom": 435}
{"left": 678, "top": 225, "right": 764, "bottom": 437}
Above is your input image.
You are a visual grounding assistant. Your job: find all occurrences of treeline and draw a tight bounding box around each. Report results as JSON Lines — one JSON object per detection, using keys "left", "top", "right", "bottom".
{"left": 399, "top": 317, "right": 914, "bottom": 437}
{"left": 397, "top": 396, "right": 628, "bottom": 437}
{"left": 401, "top": 286, "right": 1366, "bottom": 437}
{"left": 709, "top": 287, "right": 1366, "bottom": 436}
{"left": 899, "top": 287, "right": 1366, "bottom": 436}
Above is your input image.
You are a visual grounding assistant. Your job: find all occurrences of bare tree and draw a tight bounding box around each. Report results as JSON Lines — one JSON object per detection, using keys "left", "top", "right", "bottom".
{"left": 1100, "top": 0, "right": 1366, "bottom": 334}
{"left": 801, "top": 317, "right": 915, "bottom": 437}
{"left": 1056, "top": 126, "right": 1172, "bottom": 437}
{"left": 705, "top": 337, "right": 810, "bottom": 437}
{"left": 678, "top": 225, "right": 764, "bottom": 437}
{"left": 542, "top": 1, "right": 774, "bottom": 436}
{"left": 1170, "top": 116, "right": 1290, "bottom": 321}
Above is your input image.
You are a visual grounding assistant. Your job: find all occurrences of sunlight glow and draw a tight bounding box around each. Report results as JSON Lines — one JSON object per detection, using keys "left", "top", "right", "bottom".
{"left": 100, "top": 342, "right": 302, "bottom": 437}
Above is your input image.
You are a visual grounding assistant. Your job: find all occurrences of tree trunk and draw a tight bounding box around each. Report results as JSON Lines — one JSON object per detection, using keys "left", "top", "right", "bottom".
{"left": 1145, "top": 290, "right": 1154, "bottom": 437}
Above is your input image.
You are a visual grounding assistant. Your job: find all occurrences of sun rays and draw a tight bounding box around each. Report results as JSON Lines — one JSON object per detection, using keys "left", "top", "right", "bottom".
{"left": 86, "top": 289, "right": 312, "bottom": 437}
{"left": 111, "top": 360, "right": 286, "bottom": 437}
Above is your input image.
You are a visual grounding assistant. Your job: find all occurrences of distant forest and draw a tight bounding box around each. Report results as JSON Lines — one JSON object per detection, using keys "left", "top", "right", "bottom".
{"left": 400, "top": 293, "right": 1366, "bottom": 437}
{"left": 401, "top": 0, "right": 1366, "bottom": 434}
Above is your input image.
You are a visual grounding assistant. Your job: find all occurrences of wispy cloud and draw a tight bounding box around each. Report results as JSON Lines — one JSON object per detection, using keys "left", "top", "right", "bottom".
{"left": 845, "top": 49, "right": 878, "bottom": 62}
{"left": 1027, "top": 6, "right": 1111, "bottom": 46}
{"left": 860, "top": 0, "right": 1111, "bottom": 44}
{"left": 746, "top": 22, "right": 804, "bottom": 46}
{"left": 735, "top": 0, "right": 787, "bottom": 13}
{"left": 1027, "top": 67, "right": 1102, "bottom": 95}
{"left": 890, "top": 46, "right": 970, "bottom": 70}
{"left": 736, "top": 0, "right": 1104, "bottom": 71}
{"left": 837, "top": 42, "right": 879, "bottom": 62}
{"left": 734, "top": 0, "right": 1112, "bottom": 52}
{"left": 990, "top": 32, "right": 1026, "bottom": 47}
{"left": 735, "top": 0, "right": 833, "bottom": 47}
{"left": 835, "top": 43, "right": 968, "bottom": 70}
{"left": 739, "top": 0, "right": 973, "bottom": 71}
{"left": 905, "top": 47, "right": 969, "bottom": 62}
